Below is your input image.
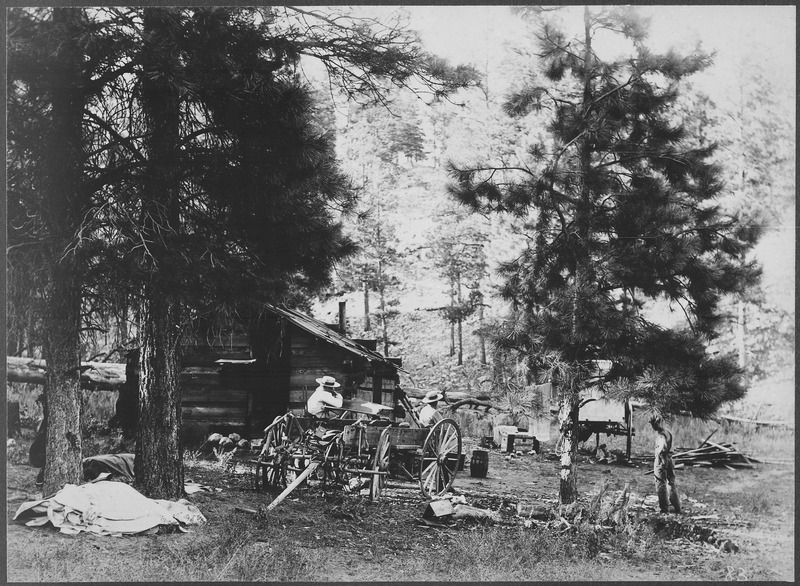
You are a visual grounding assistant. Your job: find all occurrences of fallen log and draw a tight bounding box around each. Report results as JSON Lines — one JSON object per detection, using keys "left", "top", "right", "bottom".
{"left": 446, "top": 398, "right": 495, "bottom": 411}
{"left": 444, "top": 391, "right": 492, "bottom": 402}
{"left": 7, "top": 356, "right": 126, "bottom": 391}
{"left": 720, "top": 414, "right": 794, "bottom": 428}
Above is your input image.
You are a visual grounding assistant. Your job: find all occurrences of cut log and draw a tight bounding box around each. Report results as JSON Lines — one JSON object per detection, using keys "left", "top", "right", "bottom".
{"left": 7, "top": 356, "right": 126, "bottom": 391}
{"left": 720, "top": 414, "right": 794, "bottom": 428}
{"left": 447, "top": 398, "right": 495, "bottom": 411}
{"left": 443, "top": 391, "right": 492, "bottom": 402}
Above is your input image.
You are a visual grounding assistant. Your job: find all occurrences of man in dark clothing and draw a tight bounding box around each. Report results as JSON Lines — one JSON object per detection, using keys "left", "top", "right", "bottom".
{"left": 650, "top": 416, "right": 681, "bottom": 514}
{"left": 29, "top": 394, "right": 47, "bottom": 488}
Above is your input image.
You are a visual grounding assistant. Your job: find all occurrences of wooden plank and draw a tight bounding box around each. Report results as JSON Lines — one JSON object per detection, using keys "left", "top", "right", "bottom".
{"left": 183, "top": 389, "right": 248, "bottom": 403}
{"left": 698, "top": 429, "right": 718, "bottom": 449}
{"left": 386, "top": 427, "right": 428, "bottom": 445}
{"left": 182, "top": 349, "right": 251, "bottom": 366}
{"left": 290, "top": 369, "right": 346, "bottom": 380}
{"left": 291, "top": 355, "right": 346, "bottom": 367}
{"left": 290, "top": 346, "right": 350, "bottom": 358}
{"left": 289, "top": 389, "right": 312, "bottom": 404}
{"left": 182, "top": 371, "right": 224, "bottom": 384}
{"left": 183, "top": 417, "right": 247, "bottom": 429}
{"left": 355, "top": 390, "right": 372, "bottom": 403}
{"left": 183, "top": 406, "right": 247, "bottom": 418}
{"left": 181, "top": 366, "right": 222, "bottom": 375}
{"left": 289, "top": 372, "right": 319, "bottom": 383}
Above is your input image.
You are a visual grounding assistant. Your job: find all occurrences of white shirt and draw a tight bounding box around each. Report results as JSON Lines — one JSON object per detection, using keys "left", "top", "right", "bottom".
{"left": 306, "top": 386, "right": 343, "bottom": 416}
{"left": 418, "top": 404, "right": 442, "bottom": 426}
{"left": 654, "top": 429, "right": 673, "bottom": 469}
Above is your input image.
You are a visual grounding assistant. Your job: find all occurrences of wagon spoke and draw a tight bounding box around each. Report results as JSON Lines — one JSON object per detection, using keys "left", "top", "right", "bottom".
{"left": 421, "top": 460, "right": 437, "bottom": 483}
{"left": 440, "top": 429, "right": 459, "bottom": 454}
{"left": 426, "top": 465, "right": 440, "bottom": 494}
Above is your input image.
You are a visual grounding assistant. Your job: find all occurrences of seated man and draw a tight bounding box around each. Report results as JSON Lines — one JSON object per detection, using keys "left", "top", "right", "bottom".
{"left": 306, "top": 375, "right": 344, "bottom": 419}
{"left": 417, "top": 390, "right": 444, "bottom": 426}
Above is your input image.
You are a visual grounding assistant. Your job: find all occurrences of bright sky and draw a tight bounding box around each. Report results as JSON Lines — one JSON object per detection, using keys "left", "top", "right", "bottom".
{"left": 405, "top": 5, "right": 795, "bottom": 311}
{"left": 408, "top": 5, "right": 796, "bottom": 102}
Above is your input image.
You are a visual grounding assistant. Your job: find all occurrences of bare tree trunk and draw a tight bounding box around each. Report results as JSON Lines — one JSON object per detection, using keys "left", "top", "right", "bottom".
{"left": 40, "top": 7, "right": 88, "bottom": 495}
{"left": 449, "top": 277, "right": 456, "bottom": 357}
{"left": 557, "top": 394, "right": 580, "bottom": 505}
{"left": 363, "top": 273, "right": 371, "bottom": 331}
{"left": 737, "top": 299, "right": 746, "bottom": 370}
{"left": 378, "top": 260, "right": 389, "bottom": 355}
{"left": 134, "top": 7, "right": 185, "bottom": 500}
{"left": 136, "top": 290, "right": 184, "bottom": 499}
{"left": 456, "top": 269, "right": 463, "bottom": 366}
{"left": 42, "top": 273, "right": 83, "bottom": 495}
{"left": 478, "top": 299, "right": 487, "bottom": 365}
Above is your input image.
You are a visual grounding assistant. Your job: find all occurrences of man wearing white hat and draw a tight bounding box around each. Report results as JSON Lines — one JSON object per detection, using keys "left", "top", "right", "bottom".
{"left": 418, "top": 390, "right": 444, "bottom": 426}
{"left": 306, "top": 375, "right": 344, "bottom": 418}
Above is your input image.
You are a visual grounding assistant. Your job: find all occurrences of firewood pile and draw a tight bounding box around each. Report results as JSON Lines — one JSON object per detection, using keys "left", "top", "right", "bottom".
{"left": 672, "top": 438, "right": 758, "bottom": 470}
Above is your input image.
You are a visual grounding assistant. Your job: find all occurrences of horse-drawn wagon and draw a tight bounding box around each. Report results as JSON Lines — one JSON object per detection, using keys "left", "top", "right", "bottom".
{"left": 252, "top": 394, "right": 462, "bottom": 503}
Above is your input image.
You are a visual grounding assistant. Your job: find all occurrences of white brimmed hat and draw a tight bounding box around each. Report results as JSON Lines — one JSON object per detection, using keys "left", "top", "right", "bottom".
{"left": 316, "top": 375, "right": 341, "bottom": 388}
{"left": 421, "top": 390, "right": 443, "bottom": 404}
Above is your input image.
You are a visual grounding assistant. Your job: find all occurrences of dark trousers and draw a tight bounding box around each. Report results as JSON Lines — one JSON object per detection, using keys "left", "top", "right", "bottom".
{"left": 654, "top": 456, "right": 681, "bottom": 513}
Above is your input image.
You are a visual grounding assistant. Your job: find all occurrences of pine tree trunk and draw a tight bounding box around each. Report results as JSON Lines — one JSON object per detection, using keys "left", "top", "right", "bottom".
{"left": 363, "top": 275, "right": 371, "bottom": 331}
{"left": 40, "top": 7, "right": 87, "bottom": 495}
{"left": 558, "top": 394, "right": 580, "bottom": 505}
{"left": 42, "top": 272, "right": 83, "bottom": 495}
{"left": 134, "top": 7, "right": 185, "bottom": 500}
{"left": 559, "top": 6, "right": 594, "bottom": 506}
{"left": 449, "top": 278, "right": 456, "bottom": 357}
{"left": 737, "top": 299, "right": 747, "bottom": 370}
{"left": 478, "top": 300, "right": 487, "bottom": 365}
{"left": 378, "top": 260, "right": 389, "bottom": 355}
{"left": 456, "top": 270, "right": 463, "bottom": 366}
{"left": 135, "top": 289, "right": 184, "bottom": 499}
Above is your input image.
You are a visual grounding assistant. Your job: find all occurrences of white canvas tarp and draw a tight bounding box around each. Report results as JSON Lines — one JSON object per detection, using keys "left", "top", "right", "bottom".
{"left": 13, "top": 479, "right": 206, "bottom": 536}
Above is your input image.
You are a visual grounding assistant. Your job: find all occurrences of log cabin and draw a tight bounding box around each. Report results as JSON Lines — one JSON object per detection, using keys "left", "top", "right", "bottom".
{"left": 114, "top": 303, "right": 402, "bottom": 444}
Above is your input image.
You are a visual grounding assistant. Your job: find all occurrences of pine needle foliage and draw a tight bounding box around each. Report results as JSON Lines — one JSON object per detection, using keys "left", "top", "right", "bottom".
{"left": 448, "top": 7, "right": 760, "bottom": 417}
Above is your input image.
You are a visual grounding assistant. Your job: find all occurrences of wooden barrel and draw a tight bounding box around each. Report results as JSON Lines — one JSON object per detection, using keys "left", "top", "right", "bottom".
{"left": 470, "top": 449, "right": 489, "bottom": 478}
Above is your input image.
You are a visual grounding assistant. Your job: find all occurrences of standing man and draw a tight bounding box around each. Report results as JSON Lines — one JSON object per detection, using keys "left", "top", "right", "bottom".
{"left": 418, "top": 391, "right": 444, "bottom": 426}
{"left": 650, "top": 416, "right": 681, "bottom": 514}
{"left": 306, "top": 375, "right": 344, "bottom": 418}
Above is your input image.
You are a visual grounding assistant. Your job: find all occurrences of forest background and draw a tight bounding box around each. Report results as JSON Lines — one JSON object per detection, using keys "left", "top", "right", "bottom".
{"left": 6, "top": 4, "right": 795, "bottom": 439}
{"left": 308, "top": 5, "right": 795, "bottom": 427}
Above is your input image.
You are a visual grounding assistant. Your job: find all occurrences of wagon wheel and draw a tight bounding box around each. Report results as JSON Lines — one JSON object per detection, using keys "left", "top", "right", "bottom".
{"left": 281, "top": 414, "right": 310, "bottom": 486}
{"left": 255, "top": 414, "right": 306, "bottom": 491}
{"left": 255, "top": 415, "right": 285, "bottom": 491}
{"left": 419, "top": 418, "right": 461, "bottom": 498}
{"left": 369, "top": 428, "right": 391, "bottom": 501}
{"left": 319, "top": 434, "right": 350, "bottom": 487}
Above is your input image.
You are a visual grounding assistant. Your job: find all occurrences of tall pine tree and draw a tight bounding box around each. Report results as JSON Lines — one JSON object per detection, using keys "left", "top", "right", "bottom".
{"left": 7, "top": 7, "right": 132, "bottom": 494}
{"left": 449, "top": 6, "right": 760, "bottom": 504}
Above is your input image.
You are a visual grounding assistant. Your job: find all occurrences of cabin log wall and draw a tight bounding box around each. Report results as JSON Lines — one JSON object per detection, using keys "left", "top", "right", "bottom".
{"left": 114, "top": 309, "right": 400, "bottom": 443}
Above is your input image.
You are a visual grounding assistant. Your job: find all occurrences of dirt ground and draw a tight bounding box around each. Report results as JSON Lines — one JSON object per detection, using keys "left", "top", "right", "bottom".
{"left": 6, "top": 433, "right": 795, "bottom": 582}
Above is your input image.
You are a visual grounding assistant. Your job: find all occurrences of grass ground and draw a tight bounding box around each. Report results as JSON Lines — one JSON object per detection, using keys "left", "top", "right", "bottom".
{"left": 6, "top": 417, "right": 794, "bottom": 582}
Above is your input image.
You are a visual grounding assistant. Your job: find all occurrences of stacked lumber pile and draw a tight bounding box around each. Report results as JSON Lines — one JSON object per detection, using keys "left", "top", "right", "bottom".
{"left": 672, "top": 438, "right": 759, "bottom": 470}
